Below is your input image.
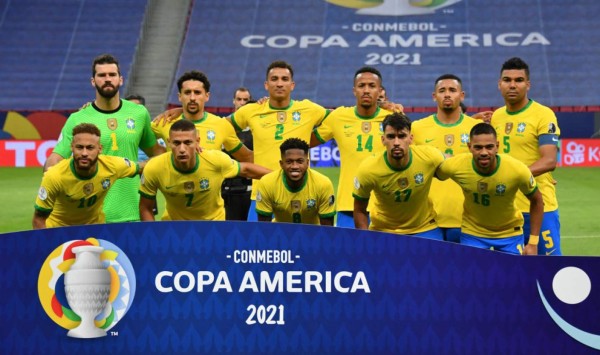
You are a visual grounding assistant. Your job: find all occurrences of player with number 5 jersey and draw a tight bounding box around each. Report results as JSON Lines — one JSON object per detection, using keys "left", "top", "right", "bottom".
{"left": 491, "top": 57, "right": 561, "bottom": 256}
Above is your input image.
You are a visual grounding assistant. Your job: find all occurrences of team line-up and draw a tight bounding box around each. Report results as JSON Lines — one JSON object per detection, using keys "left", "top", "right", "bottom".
{"left": 33, "top": 54, "right": 561, "bottom": 256}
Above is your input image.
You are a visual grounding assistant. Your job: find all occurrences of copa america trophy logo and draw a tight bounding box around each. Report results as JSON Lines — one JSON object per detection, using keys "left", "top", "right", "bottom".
{"left": 64, "top": 246, "right": 111, "bottom": 338}
{"left": 325, "top": 0, "right": 461, "bottom": 16}
{"left": 38, "top": 238, "right": 136, "bottom": 338}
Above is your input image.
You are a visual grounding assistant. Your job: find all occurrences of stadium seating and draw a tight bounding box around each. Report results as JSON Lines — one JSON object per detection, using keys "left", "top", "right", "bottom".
{"left": 1, "top": 0, "right": 599, "bottom": 114}
{"left": 171, "top": 0, "right": 600, "bottom": 111}
{"left": 0, "top": 0, "right": 147, "bottom": 110}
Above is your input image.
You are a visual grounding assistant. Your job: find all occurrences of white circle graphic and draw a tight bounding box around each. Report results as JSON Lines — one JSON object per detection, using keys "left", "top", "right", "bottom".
{"left": 552, "top": 267, "right": 591, "bottom": 304}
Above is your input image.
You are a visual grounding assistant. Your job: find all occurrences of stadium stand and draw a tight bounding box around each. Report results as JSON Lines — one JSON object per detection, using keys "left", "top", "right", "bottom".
{"left": 170, "top": 0, "right": 600, "bottom": 112}
{"left": 0, "top": 0, "right": 147, "bottom": 110}
{"left": 0, "top": 0, "right": 598, "bottom": 128}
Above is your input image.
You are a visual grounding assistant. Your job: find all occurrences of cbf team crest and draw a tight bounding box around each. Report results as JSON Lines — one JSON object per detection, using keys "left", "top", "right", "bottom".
{"left": 37, "top": 238, "right": 135, "bottom": 338}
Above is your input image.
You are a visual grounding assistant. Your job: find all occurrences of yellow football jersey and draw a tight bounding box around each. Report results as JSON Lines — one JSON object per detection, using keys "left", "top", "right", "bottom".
{"left": 353, "top": 145, "right": 444, "bottom": 234}
{"left": 35, "top": 155, "right": 139, "bottom": 227}
{"left": 314, "top": 106, "right": 391, "bottom": 212}
{"left": 255, "top": 169, "right": 336, "bottom": 225}
{"left": 492, "top": 100, "right": 560, "bottom": 212}
{"left": 139, "top": 150, "right": 240, "bottom": 220}
{"left": 437, "top": 153, "right": 538, "bottom": 238}
{"left": 152, "top": 112, "right": 243, "bottom": 153}
{"left": 412, "top": 113, "right": 479, "bottom": 227}
{"left": 231, "top": 99, "right": 328, "bottom": 198}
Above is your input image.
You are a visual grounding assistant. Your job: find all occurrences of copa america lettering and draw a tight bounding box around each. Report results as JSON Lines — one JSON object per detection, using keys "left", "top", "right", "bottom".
{"left": 154, "top": 250, "right": 370, "bottom": 325}
{"left": 155, "top": 250, "right": 370, "bottom": 294}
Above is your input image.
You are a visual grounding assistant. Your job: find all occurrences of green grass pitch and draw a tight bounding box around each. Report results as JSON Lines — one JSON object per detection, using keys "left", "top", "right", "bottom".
{"left": 2, "top": 166, "right": 598, "bottom": 256}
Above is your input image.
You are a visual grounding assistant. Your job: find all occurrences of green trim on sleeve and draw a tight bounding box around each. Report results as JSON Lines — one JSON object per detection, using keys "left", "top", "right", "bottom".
{"left": 313, "top": 128, "right": 327, "bottom": 144}
{"left": 352, "top": 193, "right": 369, "bottom": 201}
{"left": 138, "top": 191, "right": 157, "bottom": 200}
{"left": 524, "top": 185, "right": 539, "bottom": 197}
{"left": 319, "top": 211, "right": 336, "bottom": 218}
{"left": 34, "top": 205, "right": 52, "bottom": 214}
{"left": 230, "top": 113, "right": 243, "bottom": 131}
{"left": 255, "top": 209, "right": 273, "bottom": 218}
{"left": 227, "top": 142, "right": 243, "bottom": 154}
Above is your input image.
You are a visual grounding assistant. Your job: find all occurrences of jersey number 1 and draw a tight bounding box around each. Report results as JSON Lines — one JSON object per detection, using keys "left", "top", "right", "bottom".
{"left": 110, "top": 132, "right": 119, "bottom": 151}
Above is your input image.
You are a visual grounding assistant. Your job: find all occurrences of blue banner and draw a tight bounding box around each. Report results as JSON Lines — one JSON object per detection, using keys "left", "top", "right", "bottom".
{"left": 174, "top": 0, "right": 600, "bottom": 109}
{"left": 1, "top": 222, "right": 600, "bottom": 353}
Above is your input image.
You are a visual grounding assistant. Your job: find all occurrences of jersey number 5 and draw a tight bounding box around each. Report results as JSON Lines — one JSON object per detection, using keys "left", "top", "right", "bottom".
{"left": 503, "top": 136, "right": 510, "bottom": 153}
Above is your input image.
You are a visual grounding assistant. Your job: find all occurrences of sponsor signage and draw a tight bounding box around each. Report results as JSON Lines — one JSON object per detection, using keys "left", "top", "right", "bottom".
{"left": 1, "top": 222, "right": 599, "bottom": 352}
{"left": 560, "top": 139, "right": 600, "bottom": 167}
{"left": 0, "top": 140, "right": 56, "bottom": 167}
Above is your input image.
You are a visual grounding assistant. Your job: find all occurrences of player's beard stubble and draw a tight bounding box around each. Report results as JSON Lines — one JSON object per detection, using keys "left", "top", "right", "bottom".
{"left": 74, "top": 155, "right": 99, "bottom": 173}
{"left": 95, "top": 83, "right": 120, "bottom": 99}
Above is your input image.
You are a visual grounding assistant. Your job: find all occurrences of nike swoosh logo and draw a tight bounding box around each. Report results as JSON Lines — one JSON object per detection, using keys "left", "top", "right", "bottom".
{"left": 546, "top": 249, "right": 556, "bottom": 255}
{"left": 552, "top": 137, "right": 559, "bottom": 142}
{"left": 165, "top": 185, "right": 176, "bottom": 190}
{"left": 425, "top": 139, "right": 434, "bottom": 143}
{"left": 344, "top": 125, "right": 352, "bottom": 129}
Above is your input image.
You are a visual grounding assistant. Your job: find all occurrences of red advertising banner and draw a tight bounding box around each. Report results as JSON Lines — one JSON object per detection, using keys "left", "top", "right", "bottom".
{"left": 0, "top": 140, "right": 56, "bottom": 167}
{"left": 2, "top": 138, "right": 599, "bottom": 168}
{"left": 560, "top": 139, "right": 600, "bottom": 167}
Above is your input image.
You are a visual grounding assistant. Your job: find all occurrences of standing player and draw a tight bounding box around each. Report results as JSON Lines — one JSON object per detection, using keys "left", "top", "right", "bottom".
{"left": 33, "top": 124, "right": 141, "bottom": 228}
{"left": 152, "top": 71, "right": 253, "bottom": 161}
{"left": 436, "top": 123, "right": 543, "bottom": 255}
{"left": 44, "top": 54, "right": 164, "bottom": 223}
{"left": 223, "top": 88, "right": 255, "bottom": 221}
{"left": 139, "top": 120, "right": 269, "bottom": 221}
{"left": 256, "top": 138, "right": 335, "bottom": 225}
{"left": 230, "top": 60, "right": 330, "bottom": 221}
{"left": 491, "top": 57, "right": 561, "bottom": 255}
{"left": 353, "top": 113, "right": 445, "bottom": 240}
{"left": 412, "top": 74, "right": 479, "bottom": 242}
{"left": 311, "top": 66, "right": 392, "bottom": 227}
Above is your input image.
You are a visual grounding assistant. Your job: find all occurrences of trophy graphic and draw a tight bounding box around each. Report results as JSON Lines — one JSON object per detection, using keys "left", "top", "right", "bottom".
{"left": 64, "top": 245, "right": 111, "bottom": 338}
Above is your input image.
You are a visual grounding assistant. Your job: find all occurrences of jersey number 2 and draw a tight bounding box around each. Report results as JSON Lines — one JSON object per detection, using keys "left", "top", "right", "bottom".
{"left": 275, "top": 124, "right": 284, "bottom": 140}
